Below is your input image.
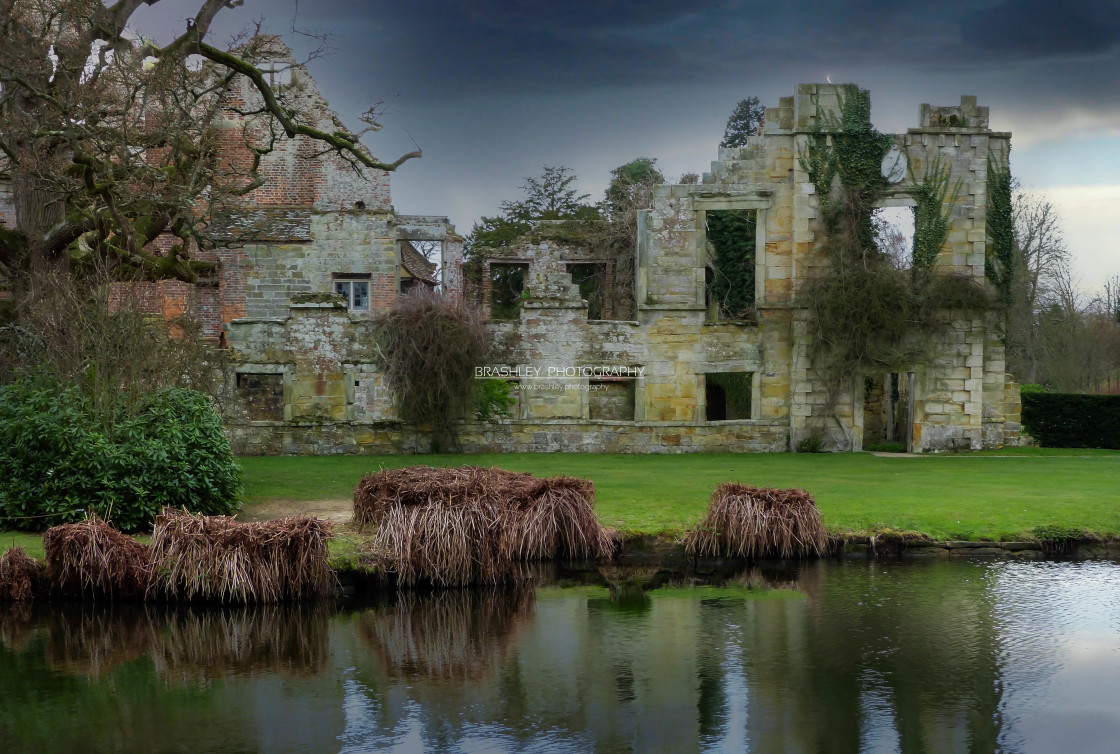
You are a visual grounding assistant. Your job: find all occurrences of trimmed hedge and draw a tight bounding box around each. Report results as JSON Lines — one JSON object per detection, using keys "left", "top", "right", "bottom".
{"left": 0, "top": 376, "right": 240, "bottom": 532}
{"left": 1020, "top": 392, "right": 1120, "bottom": 449}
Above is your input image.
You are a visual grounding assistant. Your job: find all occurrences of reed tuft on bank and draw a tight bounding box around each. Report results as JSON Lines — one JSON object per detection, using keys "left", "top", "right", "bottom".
{"left": 42, "top": 515, "right": 150, "bottom": 598}
{"left": 148, "top": 509, "right": 334, "bottom": 602}
{"left": 0, "top": 546, "right": 43, "bottom": 601}
{"left": 353, "top": 465, "right": 615, "bottom": 586}
{"left": 685, "top": 484, "right": 828, "bottom": 559}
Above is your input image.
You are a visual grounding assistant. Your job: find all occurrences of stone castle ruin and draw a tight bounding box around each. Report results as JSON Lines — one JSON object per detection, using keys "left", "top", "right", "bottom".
{"left": 0, "top": 44, "right": 1024, "bottom": 454}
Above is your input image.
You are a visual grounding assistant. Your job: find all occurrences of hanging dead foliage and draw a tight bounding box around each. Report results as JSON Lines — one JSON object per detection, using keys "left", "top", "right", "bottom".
{"left": 685, "top": 484, "right": 828, "bottom": 559}
{"left": 147, "top": 509, "right": 334, "bottom": 603}
{"left": 43, "top": 515, "right": 151, "bottom": 598}
{"left": 353, "top": 465, "right": 615, "bottom": 586}
{"left": 374, "top": 288, "right": 492, "bottom": 451}
{"left": 0, "top": 546, "right": 43, "bottom": 601}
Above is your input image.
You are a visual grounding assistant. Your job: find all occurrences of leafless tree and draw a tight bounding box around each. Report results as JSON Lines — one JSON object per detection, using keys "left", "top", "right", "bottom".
{"left": 1005, "top": 187, "right": 1071, "bottom": 383}
{"left": 0, "top": 0, "right": 419, "bottom": 284}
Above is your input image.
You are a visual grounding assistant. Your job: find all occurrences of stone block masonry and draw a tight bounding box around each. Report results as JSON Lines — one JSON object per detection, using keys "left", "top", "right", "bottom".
{"left": 160, "top": 63, "right": 1022, "bottom": 454}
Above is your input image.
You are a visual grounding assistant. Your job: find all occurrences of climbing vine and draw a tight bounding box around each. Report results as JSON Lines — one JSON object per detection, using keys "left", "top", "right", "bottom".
{"left": 985, "top": 151, "right": 1015, "bottom": 303}
{"left": 796, "top": 84, "right": 991, "bottom": 442}
{"left": 910, "top": 156, "right": 962, "bottom": 274}
{"left": 706, "top": 209, "right": 757, "bottom": 319}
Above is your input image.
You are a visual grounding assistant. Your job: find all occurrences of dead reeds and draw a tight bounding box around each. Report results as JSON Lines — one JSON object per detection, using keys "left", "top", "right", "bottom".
{"left": 353, "top": 466, "right": 614, "bottom": 586}
{"left": 42, "top": 515, "right": 150, "bottom": 598}
{"left": 685, "top": 484, "right": 828, "bottom": 560}
{"left": 33, "top": 509, "right": 333, "bottom": 603}
{"left": 147, "top": 509, "right": 334, "bottom": 602}
{"left": 0, "top": 547, "right": 43, "bottom": 601}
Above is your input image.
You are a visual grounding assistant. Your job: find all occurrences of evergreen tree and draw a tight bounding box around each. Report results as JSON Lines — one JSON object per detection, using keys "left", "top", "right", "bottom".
{"left": 720, "top": 97, "right": 765, "bottom": 148}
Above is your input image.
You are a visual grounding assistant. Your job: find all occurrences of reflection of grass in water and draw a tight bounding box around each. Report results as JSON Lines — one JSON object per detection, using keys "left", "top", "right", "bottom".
{"left": 358, "top": 586, "right": 535, "bottom": 681}
{"left": 0, "top": 601, "right": 35, "bottom": 651}
{"left": 149, "top": 603, "right": 331, "bottom": 682}
{"left": 0, "top": 602, "right": 331, "bottom": 681}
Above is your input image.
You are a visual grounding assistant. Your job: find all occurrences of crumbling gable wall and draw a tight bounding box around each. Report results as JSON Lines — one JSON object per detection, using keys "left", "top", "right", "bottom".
{"left": 638, "top": 84, "right": 1022, "bottom": 452}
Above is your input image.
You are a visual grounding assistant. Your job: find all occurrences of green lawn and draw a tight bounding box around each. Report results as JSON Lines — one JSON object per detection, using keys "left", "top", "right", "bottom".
{"left": 0, "top": 531, "right": 47, "bottom": 560}
{"left": 236, "top": 449, "right": 1120, "bottom": 541}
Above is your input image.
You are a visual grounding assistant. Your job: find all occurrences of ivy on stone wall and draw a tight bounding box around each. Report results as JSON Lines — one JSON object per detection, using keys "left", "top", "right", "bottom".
{"left": 706, "top": 209, "right": 757, "bottom": 318}
{"left": 796, "top": 84, "right": 991, "bottom": 440}
{"left": 985, "top": 152, "right": 1015, "bottom": 303}
{"left": 910, "top": 156, "right": 961, "bottom": 274}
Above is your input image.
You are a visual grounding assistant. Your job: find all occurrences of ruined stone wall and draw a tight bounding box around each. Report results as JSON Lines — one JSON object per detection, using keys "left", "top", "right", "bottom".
{"left": 227, "top": 419, "right": 789, "bottom": 455}
{"left": 0, "top": 173, "right": 15, "bottom": 231}
{"left": 237, "top": 214, "right": 399, "bottom": 320}
{"left": 217, "top": 81, "right": 1022, "bottom": 455}
{"left": 636, "top": 85, "right": 1022, "bottom": 453}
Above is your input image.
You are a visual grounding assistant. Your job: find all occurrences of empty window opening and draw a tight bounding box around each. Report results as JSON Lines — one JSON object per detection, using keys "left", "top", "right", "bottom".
{"left": 589, "top": 380, "right": 635, "bottom": 421}
{"left": 490, "top": 263, "right": 528, "bottom": 320}
{"left": 334, "top": 278, "right": 370, "bottom": 310}
{"left": 704, "top": 372, "right": 752, "bottom": 421}
{"left": 705, "top": 209, "right": 756, "bottom": 320}
{"left": 568, "top": 263, "right": 608, "bottom": 320}
{"left": 874, "top": 207, "right": 915, "bottom": 270}
{"left": 402, "top": 240, "right": 441, "bottom": 292}
{"left": 236, "top": 373, "right": 283, "bottom": 421}
{"left": 259, "top": 58, "right": 292, "bottom": 89}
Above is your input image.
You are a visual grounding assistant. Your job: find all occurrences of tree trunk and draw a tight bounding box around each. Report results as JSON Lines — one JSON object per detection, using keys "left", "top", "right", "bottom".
{"left": 12, "top": 163, "right": 70, "bottom": 275}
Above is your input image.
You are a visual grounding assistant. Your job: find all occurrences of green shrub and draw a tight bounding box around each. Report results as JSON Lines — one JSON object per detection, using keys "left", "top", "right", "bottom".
{"left": 475, "top": 378, "right": 516, "bottom": 421}
{"left": 0, "top": 376, "right": 240, "bottom": 532}
{"left": 797, "top": 435, "right": 824, "bottom": 453}
{"left": 1021, "top": 392, "right": 1120, "bottom": 449}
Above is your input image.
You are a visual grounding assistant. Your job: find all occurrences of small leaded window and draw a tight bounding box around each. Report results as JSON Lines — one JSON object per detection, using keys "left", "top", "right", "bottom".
{"left": 334, "top": 279, "right": 370, "bottom": 310}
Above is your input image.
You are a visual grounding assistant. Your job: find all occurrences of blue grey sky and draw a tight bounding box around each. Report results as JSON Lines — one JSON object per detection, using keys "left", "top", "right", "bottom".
{"left": 133, "top": 0, "right": 1120, "bottom": 289}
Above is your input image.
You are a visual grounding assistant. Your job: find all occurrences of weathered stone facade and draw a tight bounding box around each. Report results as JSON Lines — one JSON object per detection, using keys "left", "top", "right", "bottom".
{"left": 31, "top": 63, "right": 1017, "bottom": 454}
{"left": 446, "top": 85, "right": 1022, "bottom": 453}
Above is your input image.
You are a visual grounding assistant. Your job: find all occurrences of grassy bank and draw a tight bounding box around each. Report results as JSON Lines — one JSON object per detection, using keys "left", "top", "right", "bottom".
{"left": 238, "top": 449, "right": 1120, "bottom": 541}
{"left": 5, "top": 449, "right": 1118, "bottom": 559}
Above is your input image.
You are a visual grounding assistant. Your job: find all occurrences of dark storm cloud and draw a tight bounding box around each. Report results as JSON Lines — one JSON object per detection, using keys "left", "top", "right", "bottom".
{"left": 962, "top": 0, "right": 1120, "bottom": 58}
{"left": 285, "top": 0, "right": 1116, "bottom": 106}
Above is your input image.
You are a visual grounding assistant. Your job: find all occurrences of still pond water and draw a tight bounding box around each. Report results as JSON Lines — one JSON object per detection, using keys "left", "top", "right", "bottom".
{"left": 2, "top": 558, "right": 1119, "bottom": 753}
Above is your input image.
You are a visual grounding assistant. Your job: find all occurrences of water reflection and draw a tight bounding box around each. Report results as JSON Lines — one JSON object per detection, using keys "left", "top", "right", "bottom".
{"left": 1, "top": 601, "right": 331, "bottom": 680}
{"left": 356, "top": 586, "right": 535, "bottom": 681}
{"left": 1, "top": 559, "right": 1118, "bottom": 753}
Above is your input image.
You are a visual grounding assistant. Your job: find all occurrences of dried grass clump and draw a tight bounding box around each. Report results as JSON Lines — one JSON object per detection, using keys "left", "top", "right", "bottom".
{"left": 0, "top": 547, "right": 43, "bottom": 601}
{"left": 43, "top": 515, "right": 150, "bottom": 597}
{"left": 353, "top": 466, "right": 614, "bottom": 586}
{"left": 148, "top": 509, "right": 334, "bottom": 602}
{"left": 685, "top": 484, "right": 828, "bottom": 560}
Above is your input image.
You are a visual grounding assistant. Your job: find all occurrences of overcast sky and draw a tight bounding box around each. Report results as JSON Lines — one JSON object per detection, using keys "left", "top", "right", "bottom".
{"left": 134, "top": 0, "right": 1120, "bottom": 291}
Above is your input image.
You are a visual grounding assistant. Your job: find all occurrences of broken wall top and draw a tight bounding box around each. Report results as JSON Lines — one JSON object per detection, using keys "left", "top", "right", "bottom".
{"left": 215, "top": 37, "right": 393, "bottom": 215}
